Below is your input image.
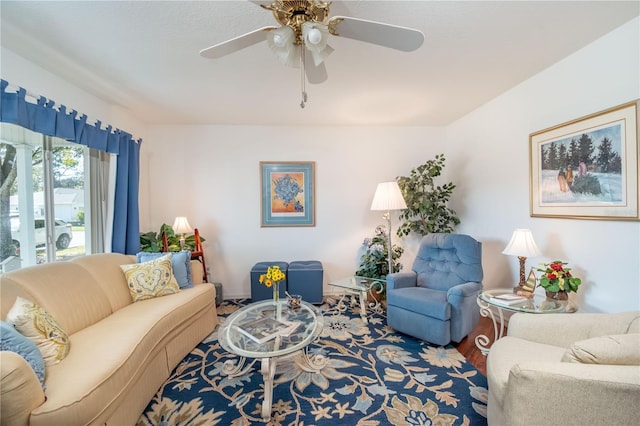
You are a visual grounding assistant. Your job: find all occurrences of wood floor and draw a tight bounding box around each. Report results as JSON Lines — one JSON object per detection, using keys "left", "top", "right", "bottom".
{"left": 453, "top": 316, "right": 496, "bottom": 376}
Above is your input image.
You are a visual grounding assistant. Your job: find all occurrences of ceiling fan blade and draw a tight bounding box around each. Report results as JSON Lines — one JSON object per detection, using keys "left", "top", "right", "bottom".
{"left": 249, "top": 0, "right": 271, "bottom": 7}
{"left": 304, "top": 54, "right": 328, "bottom": 84}
{"left": 200, "top": 26, "right": 277, "bottom": 59}
{"left": 328, "top": 16, "right": 424, "bottom": 52}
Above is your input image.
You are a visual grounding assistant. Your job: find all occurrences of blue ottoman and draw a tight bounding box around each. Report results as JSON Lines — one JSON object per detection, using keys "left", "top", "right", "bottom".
{"left": 287, "top": 261, "right": 323, "bottom": 304}
{"left": 250, "top": 261, "right": 288, "bottom": 301}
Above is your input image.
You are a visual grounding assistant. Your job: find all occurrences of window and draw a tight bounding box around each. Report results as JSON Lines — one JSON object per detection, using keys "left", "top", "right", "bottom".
{"left": 1, "top": 122, "right": 107, "bottom": 272}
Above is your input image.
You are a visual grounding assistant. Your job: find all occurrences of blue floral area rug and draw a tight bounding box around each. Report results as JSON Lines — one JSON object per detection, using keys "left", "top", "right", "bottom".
{"left": 137, "top": 296, "right": 488, "bottom": 425}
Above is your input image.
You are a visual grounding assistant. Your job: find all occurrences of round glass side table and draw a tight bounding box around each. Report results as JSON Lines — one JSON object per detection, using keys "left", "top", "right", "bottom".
{"left": 476, "top": 289, "right": 577, "bottom": 355}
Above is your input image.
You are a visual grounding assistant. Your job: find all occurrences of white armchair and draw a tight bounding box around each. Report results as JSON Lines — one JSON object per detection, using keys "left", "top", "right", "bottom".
{"left": 487, "top": 311, "right": 640, "bottom": 425}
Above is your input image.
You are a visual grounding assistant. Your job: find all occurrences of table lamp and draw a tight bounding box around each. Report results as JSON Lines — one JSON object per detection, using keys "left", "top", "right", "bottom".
{"left": 172, "top": 216, "right": 192, "bottom": 250}
{"left": 502, "top": 229, "right": 541, "bottom": 294}
{"left": 370, "top": 181, "right": 407, "bottom": 276}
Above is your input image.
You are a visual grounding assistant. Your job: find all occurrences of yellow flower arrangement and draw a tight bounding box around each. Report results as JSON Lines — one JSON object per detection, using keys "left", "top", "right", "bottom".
{"left": 259, "top": 265, "right": 286, "bottom": 288}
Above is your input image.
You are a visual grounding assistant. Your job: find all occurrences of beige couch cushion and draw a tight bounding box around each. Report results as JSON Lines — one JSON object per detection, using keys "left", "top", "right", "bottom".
{"left": 71, "top": 253, "right": 135, "bottom": 313}
{"left": 1, "top": 262, "right": 113, "bottom": 335}
{"left": 487, "top": 336, "right": 566, "bottom": 407}
{"left": 29, "top": 283, "right": 213, "bottom": 425}
{"left": 562, "top": 333, "right": 640, "bottom": 365}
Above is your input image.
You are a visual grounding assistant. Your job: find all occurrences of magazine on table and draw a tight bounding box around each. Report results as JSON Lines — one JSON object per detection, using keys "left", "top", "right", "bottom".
{"left": 235, "top": 317, "right": 299, "bottom": 344}
{"left": 490, "top": 293, "right": 528, "bottom": 306}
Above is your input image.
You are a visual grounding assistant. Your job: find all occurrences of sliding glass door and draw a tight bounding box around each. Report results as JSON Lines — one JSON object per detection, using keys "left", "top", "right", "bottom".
{"left": 0, "top": 122, "right": 103, "bottom": 272}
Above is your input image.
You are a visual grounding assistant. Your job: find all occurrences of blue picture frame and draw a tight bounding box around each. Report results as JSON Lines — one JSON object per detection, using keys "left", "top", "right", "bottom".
{"left": 260, "top": 162, "right": 316, "bottom": 227}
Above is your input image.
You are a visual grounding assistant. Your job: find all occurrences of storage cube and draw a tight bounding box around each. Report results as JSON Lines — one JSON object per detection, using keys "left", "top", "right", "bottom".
{"left": 213, "top": 282, "right": 223, "bottom": 306}
{"left": 287, "top": 260, "right": 323, "bottom": 304}
{"left": 250, "top": 261, "right": 288, "bottom": 301}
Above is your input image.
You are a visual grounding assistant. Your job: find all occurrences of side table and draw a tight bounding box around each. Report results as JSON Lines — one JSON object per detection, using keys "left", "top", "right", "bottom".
{"left": 476, "top": 289, "right": 577, "bottom": 355}
{"left": 328, "top": 276, "right": 385, "bottom": 323}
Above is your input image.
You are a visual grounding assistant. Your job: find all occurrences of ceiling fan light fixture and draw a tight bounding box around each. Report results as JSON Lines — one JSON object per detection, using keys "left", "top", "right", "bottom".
{"left": 302, "top": 22, "right": 333, "bottom": 66}
{"left": 306, "top": 27, "right": 322, "bottom": 45}
{"left": 266, "top": 25, "right": 299, "bottom": 66}
{"left": 272, "top": 33, "right": 286, "bottom": 47}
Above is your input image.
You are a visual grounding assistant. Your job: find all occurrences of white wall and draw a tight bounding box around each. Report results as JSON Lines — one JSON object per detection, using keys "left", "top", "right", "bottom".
{"left": 143, "top": 125, "right": 443, "bottom": 298}
{"left": 446, "top": 17, "right": 640, "bottom": 313}
{"left": 1, "top": 47, "right": 147, "bottom": 139}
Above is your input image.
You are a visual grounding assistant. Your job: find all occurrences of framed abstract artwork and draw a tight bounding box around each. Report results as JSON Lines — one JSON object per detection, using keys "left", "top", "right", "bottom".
{"left": 260, "top": 161, "right": 316, "bottom": 227}
{"left": 530, "top": 101, "right": 639, "bottom": 221}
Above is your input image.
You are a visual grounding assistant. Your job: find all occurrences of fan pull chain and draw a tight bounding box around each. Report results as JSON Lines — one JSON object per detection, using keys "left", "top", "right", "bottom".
{"left": 300, "top": 45, "right": 307, "bottom": 108}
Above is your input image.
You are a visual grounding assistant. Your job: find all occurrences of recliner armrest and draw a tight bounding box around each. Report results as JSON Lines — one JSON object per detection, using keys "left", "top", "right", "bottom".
{"left": 447, "top": 281, "right": 482, "bottom": 296}
{"left": 387, "top": 272, "right": 417, "bottom": 290}
{"left": 447, "top": 281, "right": 482, "bottom": 306}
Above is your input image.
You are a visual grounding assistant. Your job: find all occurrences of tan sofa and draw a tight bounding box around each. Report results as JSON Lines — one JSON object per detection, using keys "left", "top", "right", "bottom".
{"left": 486, "top": 311, "right": 640, "bottom": 425}
{"left": 1, "top": 253, "right": 218, "bottom": 426}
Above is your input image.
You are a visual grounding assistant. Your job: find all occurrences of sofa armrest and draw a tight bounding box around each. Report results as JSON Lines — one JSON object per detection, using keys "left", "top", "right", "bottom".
{"left": 507, "top": 313, "right": 628, "bottom": 348}
{"left": 1, "top": 351, "right": 46, "bottom": 426}
{"left": 387, "top": 272, "right": 417, "bottom": 290}
{"left": 502, "top": 362, "right": 640, "bottom": 425}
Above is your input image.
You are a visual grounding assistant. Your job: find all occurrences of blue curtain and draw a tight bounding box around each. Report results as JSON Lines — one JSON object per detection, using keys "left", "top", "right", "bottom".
{"left": 1, "top": 79, "right": 142, "bottom": 254}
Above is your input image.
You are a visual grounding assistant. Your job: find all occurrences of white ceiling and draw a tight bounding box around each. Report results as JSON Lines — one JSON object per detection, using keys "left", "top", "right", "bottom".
{"left": 1, "top": 1, "right": 638, "bottom": 126}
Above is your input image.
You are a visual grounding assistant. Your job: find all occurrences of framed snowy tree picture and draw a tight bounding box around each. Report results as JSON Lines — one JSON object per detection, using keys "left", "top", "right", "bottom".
{"left": 529, "top": 101, "right": 638, "bottom": 221}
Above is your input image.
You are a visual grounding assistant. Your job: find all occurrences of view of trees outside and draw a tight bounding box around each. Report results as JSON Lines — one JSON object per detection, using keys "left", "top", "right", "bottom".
{"left": 1, "top": 123, "right": 86, "bottom": 270}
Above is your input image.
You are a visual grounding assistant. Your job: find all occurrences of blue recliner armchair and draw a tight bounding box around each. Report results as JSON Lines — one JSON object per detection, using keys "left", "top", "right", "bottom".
{"left": 386, "top": 233, "right": 483, "bottom": 346}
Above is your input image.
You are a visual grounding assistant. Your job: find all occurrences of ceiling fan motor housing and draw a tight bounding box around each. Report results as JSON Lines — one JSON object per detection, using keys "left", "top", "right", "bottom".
{"left": 262, "top": 0, "right": 331, "bottom": 43}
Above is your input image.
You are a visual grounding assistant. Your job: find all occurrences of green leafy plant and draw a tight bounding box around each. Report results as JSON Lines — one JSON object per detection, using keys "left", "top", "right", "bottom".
{"left": 537, "top": 261, "right": 582, "bottom": 293}
{"left": 396, "top": 154, "right": 460, "bottom": 237}
{"left": 356, "top": 225, "right": 404, "bottom": 280}
{"left": 139, "top": 223, "right": 203, "bottom": 252}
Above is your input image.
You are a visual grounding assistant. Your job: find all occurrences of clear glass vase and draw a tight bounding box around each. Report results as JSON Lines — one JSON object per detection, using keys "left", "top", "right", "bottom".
{"left": 273, "top": 281, "right": 280, "bottom": 303}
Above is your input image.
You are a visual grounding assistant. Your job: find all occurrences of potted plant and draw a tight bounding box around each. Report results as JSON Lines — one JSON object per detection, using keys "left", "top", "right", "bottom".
{"left": 537, "top": 261, "right": 582, "bottom": 300}
{"left": 396, "top": 154, "right": 460, "bottom": 237}
{"left": 355, "top": 225, "right": 404, "bottom": 300}
{"left": 139, "top": 223, "right": 204, "bottom": 252}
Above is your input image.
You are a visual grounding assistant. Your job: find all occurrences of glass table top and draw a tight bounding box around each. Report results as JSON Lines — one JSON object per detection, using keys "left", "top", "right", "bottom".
{"left": 218, "top": 300, "right": 324, "bottom": 359}
{"left": 479, "top": 289, "right": 577, "bottom": 313}
{"left": 329, "top": 276, "right": 386, "bottom": 291}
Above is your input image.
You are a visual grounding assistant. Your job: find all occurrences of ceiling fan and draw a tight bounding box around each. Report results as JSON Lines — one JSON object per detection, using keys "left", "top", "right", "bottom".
{"left": 200, "top": 0, "right": 425, "bottom": 108}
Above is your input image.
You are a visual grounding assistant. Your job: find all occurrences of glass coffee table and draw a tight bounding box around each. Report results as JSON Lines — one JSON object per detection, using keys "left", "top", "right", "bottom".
{"left": 476, "top": 288, "right": 577, "bottom": 355}
{"left": 328, "top": 276, "right": 386, "bottom": 323}
{"left": 218, "top": 299, "right": 325, "bottom": 421}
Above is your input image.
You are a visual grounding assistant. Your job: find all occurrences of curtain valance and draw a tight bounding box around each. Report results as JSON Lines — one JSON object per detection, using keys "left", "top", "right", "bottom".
{"left": 0, "top": 79, "right": 141, "bottom": 151}
{"left": 0, "top": 79, "right": 141, "bottom": 255}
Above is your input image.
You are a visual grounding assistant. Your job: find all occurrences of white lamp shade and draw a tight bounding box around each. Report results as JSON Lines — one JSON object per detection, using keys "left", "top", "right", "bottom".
{"left": 172, "top": 216, "right": 192, "bottom": 234}
{"left": 370, "top": 182, "right": 407, "bottom": 211}
{"left": 502, "top": 229, "right": 541, "bottom": 257}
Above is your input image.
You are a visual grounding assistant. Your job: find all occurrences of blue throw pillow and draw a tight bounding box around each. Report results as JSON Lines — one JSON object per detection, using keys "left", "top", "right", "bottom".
{"left": 136, "top": 251, "right": 194, "bottom": 289}
{"left": 0, "top": 320, "right": 46, "bottom": 389}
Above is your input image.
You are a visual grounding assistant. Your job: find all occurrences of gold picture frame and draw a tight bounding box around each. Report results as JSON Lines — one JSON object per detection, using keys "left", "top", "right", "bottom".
{"left": 530, "top": 100, "right": 639, "bottom": 220}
